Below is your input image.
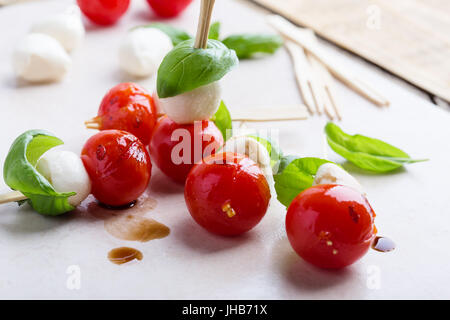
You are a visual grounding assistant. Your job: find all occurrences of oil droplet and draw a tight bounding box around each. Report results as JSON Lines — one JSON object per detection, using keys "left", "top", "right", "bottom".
{"left": 105, "top": 214, "right": 170, "bottom": 242}
{"left": 371, "top": 236, "right": 396, "bottom": 253}
{"left": 108, "top": 247, "right": 143, "bottom": 265}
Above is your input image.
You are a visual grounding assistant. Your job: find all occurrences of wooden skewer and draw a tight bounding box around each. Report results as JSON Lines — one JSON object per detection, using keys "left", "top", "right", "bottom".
{"left": 0, "top": 191, "right": 27, "bottom": 204}
{"left": 194, "top": 0, "right": 216, "bottom": 49}
{"left": 305, "top": 55, "right": 327, "bottom": 116}
{"left": 84, "top": 117, "right": 101, "bottom": 130}
{"left": 231, "top": 117, "right": 307, "bottom": 122}
{"left": 306, "top": 39, "right": 343, "bottom": 120}
{"left": 267, "top": 15, "right": 390, "bottom": 107}
{"left": 231, "top": 104, "right": 309, "bottom": 122}
{"left": 304, "top": 30, "right": 342, "bottom": 120}
{"left": 323, "top": 71, "right": 343, "bottom": 120}
{"left": 285, "top": 41, "right": 316, "bottom": 115}
{"left": 0, "top": 0, "right": 36, "bottom": 6}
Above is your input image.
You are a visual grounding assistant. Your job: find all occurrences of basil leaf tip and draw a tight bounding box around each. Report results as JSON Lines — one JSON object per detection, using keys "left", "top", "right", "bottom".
{"left": 208, "top": 21, "right": 221, "bottom": 40}
{"left": 211, "top": 101, "right": 232, "bottom": 140}
{"left": 3, "top": 130, "right": 75, "bottom": 216}
{"left": 325, "top": 122, "right": 428, "bottom": 173}
{"left": 157, "top": 39, "right": 238, "bottom": 98}
{"left": 222, "top": 34, "right": 283, "bottom": 59}
{"left": 274, "top": 157, "right": 334, "bottom": 207}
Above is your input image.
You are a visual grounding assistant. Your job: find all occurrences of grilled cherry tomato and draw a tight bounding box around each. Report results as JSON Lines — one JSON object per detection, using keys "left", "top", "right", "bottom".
{"left": 85, "top": 83, "right": 157, "bottom": 145}
{"left": 185, "top": 152, "right": 271, "bottom": 236}
{"left": 286, "top": 184, "right": 377, "bottom": 269}
{"left": 146, "top": 0, "right": 193, "bottom": 18}
{"left": 81, "top": 130, "right": 151, "bottom": 207}
{"left": 77, "top": 0, "right": 130, "bottom": 26}
{"left": 149, "top": 115, "right": 223, "bottom": 184}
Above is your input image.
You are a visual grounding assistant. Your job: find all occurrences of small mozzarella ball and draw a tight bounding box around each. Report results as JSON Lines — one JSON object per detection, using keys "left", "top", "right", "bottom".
{"left": 223, "top": 135, "right": 275, "bottom": 192}
{"left": 13, "top": 33, "right": 72, "bottom": 83}
{"left": 31, "top": 5, "right": 85, "bottom": 53}
{"left": 156, "top": 81, "right": 221, "bottom": 124}
{"left": 36, "top": 151, "right": 91, "bottom": 207}
{"left": 119, "top": 28, "right": 173, "bottom": 77}
{"left": 313, "top": 163, "right": 364, "bottom": 194}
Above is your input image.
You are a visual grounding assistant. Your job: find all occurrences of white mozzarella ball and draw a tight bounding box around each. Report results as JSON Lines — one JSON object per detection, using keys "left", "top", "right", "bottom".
{"left": 31, "top": 5, "right": 85, "bottom": 52}
{"left": 36, "top": 151, "right": 91, "bottom": 207}
{"left": 223, "top": 135, "right": 275, "bottom": 193}
{"left": 119, "top": 28, "right": 173, "bottom": 77}
{"left": 156, "top": 81, "right": 221, "bottom": 124}
{"left": 13, "top": 33, "right": 72, "bottom": 83}
{"left": 313, "top": 163, "right": 364, "bottom": 194}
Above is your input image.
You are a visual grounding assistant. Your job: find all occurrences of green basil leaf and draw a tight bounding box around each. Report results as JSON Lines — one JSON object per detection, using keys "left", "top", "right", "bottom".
{"left": 276, "top": 155, "right": 297, "bottom": 174}
{"left": 208, "top": 21, "right": 221, "bottom": 40}
{"left": 222, "top": 34, "right": 283, "bottom": 59}
{"left": 211, "top": 100, "right": 232, "bottom": 140}
{"left": 274, "top": 157, "right": 334, "bottom": 207}
{"left": 247, "top": 135, "right": 283, "bottom": 170}
{"left": 157, "top": 39, "right": 238, "bottom": 98}
{"left": 325, "top": 122, "right": 428, "bottom": 173}
{"left": 3, "top": 130, "right": 75, "bottom": 216}
{"left": 134, "top": 23, "right": 191, "bottom": 46}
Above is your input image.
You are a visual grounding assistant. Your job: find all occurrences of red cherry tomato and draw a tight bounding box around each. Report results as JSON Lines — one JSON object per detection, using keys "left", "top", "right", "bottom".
{"left": 146, "top": 0, "right": 193, "bottom": 18}
{"left": 87, "top": 83, "right": 157, "bottom": 145}
{"left": 185, "top": 152, "right": 271, "bottom": 236}
{"left": 286, "top": 184, "right": 377, "bottom": 269}
{"left": 77, "top": 0, "right": 130, "bottom": 26}
{"left": 81, "top": 130, "right": 152, "bottom": 207}
{"left": 149, "top": 115, "right": 223, "bottom": 184}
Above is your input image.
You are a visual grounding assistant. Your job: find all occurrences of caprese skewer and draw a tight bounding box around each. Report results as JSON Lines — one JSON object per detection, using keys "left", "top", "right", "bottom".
{"left": 147, "top": 0, "right": 237, "bottom": 184}
{"left": 0, "top": 129, "right": 151, "bottom": 215}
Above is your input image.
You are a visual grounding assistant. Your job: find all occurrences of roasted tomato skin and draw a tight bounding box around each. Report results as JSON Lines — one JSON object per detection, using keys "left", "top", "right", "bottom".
{"left": 81, "top": 130, "right": 151, "bottom": 207}
{"left": 77, "top": 0, "right": 130, "bottom": 26}
{"left": 149, "top": 116, "right": 224, "bottom": 184}
{"left": 185, "top": 152, "right": 271, "bottom": 236}
{"left": 95, "top": 83, "right": 157, "bottom": 145}
{"left": 286, "top": 184, "right": 377, "bottom": 269}
{"left": 146, "top": 0, "right": 193, "bottom": 18}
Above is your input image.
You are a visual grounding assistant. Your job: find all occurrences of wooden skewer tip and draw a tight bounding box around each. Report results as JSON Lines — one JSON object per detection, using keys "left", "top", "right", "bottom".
{"left": 84, "top": 117, "right": 101, "bottom": 130}
{"left": 0, "top": 191, "right": 27, "bottom": 205}
{"left": 194, "top": 0, "right": 216, "bottom": 49}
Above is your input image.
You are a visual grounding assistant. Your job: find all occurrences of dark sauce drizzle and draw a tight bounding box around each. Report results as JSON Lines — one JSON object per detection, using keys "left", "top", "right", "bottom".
{"left": 98, "top": 200, "right": 137, "bottom": 210}
{"left": 108, "top": 247, "right": 143, "bottom": 265}
{"left": 371, "top": 236, "right": 396, "bottom": 253}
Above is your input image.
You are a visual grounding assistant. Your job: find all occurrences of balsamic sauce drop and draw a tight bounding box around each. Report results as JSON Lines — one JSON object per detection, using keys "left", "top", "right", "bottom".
{"left": 371, "top": 236, "right": 396, "bottom": 253}
{"left": 98, "top": 200, "right": 137, "bottom": 210}
{"left": 108, "top": 247, "right": 143, "bottom": 265}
